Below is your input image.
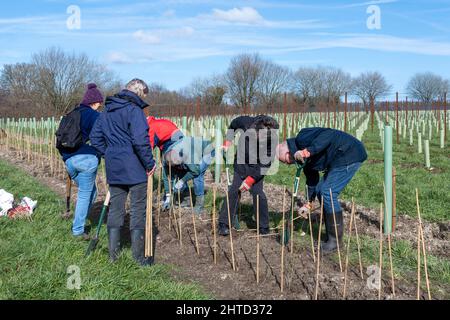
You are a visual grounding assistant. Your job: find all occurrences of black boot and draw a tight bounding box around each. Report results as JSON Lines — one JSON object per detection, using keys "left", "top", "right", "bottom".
{"left": 218, "top": 223, "right": 230, "bottom": 236}
{"left": 321, "top": 213, "right": 344, "bottom": 253}
{"left": 108, "top": 228, "right": 121, "bottom": 262}
{"left": 260, "top": 227, "right": 270, "bottom": 235}
{"left": 131, "top": 229, "right": 154, "bottom": 266}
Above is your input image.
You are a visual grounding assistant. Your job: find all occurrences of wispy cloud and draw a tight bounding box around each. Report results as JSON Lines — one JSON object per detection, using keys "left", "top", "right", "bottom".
{"left": 212, "top": 7, "right": 264, "bottom": 25}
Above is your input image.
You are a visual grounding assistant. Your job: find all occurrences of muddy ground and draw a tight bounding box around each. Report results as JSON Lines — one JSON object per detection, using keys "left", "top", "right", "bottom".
{"left": 1, "top": 148, "right": 449, "bottom": 300}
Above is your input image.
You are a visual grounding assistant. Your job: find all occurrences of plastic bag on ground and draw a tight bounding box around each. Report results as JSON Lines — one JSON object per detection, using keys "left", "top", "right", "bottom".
{"left": 0, "top": 189, "right": 14, "bottom": 217}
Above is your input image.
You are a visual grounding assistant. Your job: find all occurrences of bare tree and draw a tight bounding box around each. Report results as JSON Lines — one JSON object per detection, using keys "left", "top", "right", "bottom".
{"left": 256, "top": 60, "right": 291, "bottom": 107}
{"left": 225, "top": 53, "right": 263, "bottom": 108}
{"left": 406, "top": 72, "right": 449, "bottom": 103}
{"left": 352, "top": 71, "right": 392, "bottom": 106}
{"left": 293, "top": 66, "right": 351, "bottom": 108}
{"left": 186, "top": 74, "right": 227, "bottom": 106}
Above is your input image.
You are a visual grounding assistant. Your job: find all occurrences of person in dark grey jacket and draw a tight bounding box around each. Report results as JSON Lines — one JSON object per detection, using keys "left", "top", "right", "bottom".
{"left": 218, "top": 115, "right": 279, "bottom": 236}
{"left": 277, "top": 128, "right": 367, "bottom": 252}
{"left": 90, "top": 79, "right": 156, "bottom": 266}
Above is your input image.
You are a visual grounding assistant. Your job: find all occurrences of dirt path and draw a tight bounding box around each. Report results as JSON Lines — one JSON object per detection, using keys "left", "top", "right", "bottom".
{"left": 1, "top": 149, "right": 448, "bottom": 300}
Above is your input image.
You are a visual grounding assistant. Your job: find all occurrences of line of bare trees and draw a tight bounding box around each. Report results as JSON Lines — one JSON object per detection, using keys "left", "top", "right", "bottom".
{"left": 1, "top": 49, "right": 449, "bottom": 118}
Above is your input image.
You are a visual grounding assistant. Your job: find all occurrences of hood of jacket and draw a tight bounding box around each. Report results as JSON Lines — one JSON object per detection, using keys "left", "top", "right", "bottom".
{"left": 105, "top": 89, "right": 149, "bottom": 112}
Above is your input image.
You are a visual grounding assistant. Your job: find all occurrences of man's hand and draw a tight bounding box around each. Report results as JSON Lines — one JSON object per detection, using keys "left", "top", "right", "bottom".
{"left": 239, "top": 176, "right": 256, "bottom": 193}
{"left": 173, "top": 180, "right": 184, "bottom": 193}
{"left": 147, "top": 163, "right": 157, "bottom": 176}
{"left": 294, "top": 149, "right": 311, "bottom": 162}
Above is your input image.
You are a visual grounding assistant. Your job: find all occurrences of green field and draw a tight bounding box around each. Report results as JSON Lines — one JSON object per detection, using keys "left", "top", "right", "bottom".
{"left": 0, "top": 158, "right": 208, "bottom": 300}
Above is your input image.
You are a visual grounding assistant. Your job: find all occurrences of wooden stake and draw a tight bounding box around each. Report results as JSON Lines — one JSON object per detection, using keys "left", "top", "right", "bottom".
{"left": 306, "top": 189, "right": 316, "bottom": 262}
{"left": 416, "top": 189, "right": 431, "bottom": 300}
{"left": 213, "top": 186, "right": 217, "bottom": 264}
{"left": 417, "top": 214, "right": 421, "bottom": 300}
{"left": 329, "top": 189, "right": 343, "bottom": 272}
{"left": 188, "top": 185, "right": 200, "bottom": 255}
{"left": 378, "top": 203, "right": 384, "bottom": 300}
{"left": 280, "top": 190, "right": 286, "bottom": 292}
{"left": 256, "top": 195, "right": 260, "bottom": 284}
{"left": 225, "top": 190, "right": 236, "bottom": 271}
{"left": 314, "top": 197, "right": 324, "bottom": 300}
{"left": 387, "top": 232, "right": 396, "bottom": 297}
{"left": 343, "top": 199, "right": 355, "bottom": 298}
{"left": 156, "top": 162, "right": 162, "bottom": 228}
{"left": 352, "top": 199, "right": 364, "bottom": 279}
{"left": 178, "top": 189, "right": 183, "bottom": 247}
{"left": 145, "top": 175, "right": 153, "bottom": 257}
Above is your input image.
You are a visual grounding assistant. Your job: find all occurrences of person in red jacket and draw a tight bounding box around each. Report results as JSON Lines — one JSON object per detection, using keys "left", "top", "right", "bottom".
{"left": 147, "top": 116, "right": 184, "bottom": 209}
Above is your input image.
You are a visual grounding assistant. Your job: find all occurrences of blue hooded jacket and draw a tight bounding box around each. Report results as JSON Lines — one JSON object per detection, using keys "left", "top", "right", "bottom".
{"left": 90, "top": 90, "right": 155, "bottom": 185}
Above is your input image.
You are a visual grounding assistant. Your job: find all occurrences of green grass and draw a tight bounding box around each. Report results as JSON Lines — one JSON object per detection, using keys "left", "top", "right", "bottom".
{"left": 266, "top": 128, "right": 450, "bottom": 223}
{"left": 0, "top": 158, "right": 208, "bottom": 300}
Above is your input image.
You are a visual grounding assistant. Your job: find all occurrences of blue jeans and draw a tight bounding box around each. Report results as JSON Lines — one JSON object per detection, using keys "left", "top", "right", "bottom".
{"left": 65, "top": 154, "right": 98, "bottom": 236}
{"left": 315, "top": 162, "right": 362, "bottom": 215}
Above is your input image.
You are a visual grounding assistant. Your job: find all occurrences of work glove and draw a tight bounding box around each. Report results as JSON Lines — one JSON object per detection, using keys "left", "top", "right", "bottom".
{"left": 173, "top": 180, "right": 185, "bottom": 193}
{"left": 222, "top": 140, "right": 232, "bottom": 152}
{"left": 293, "top": 149, "right": 310, "bottom": 163}
{"left": 162, "top": 194, "right": 171, "bottom": 211}
{"left": 297, "top": 202, "right": 313, "bottom": 219}
{"left": 147, "top": 163, "right": 157, "bottom": 176}
{"left": 239, "top": 176, "right": 256, "bottom": 193}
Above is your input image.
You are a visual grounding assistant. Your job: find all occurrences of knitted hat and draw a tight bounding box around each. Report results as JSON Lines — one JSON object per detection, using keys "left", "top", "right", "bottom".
{"left": 81, "top": 83, "right": 104, "bottom": 106}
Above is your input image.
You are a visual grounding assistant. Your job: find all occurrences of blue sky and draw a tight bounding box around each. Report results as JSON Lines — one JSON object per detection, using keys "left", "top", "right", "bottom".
{"left": 1, "top": 0, "right": 450, "bottom": 98}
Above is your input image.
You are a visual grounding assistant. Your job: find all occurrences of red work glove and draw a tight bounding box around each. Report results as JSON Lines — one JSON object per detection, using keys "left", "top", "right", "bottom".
{"left": 222, "top": 140, "right": 232, "bottom": 151}
{"left": 239, "top": 176, "right": 256, "bottom": 192}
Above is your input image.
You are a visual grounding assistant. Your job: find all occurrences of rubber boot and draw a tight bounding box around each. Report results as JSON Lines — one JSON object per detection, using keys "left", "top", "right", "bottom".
{"left": 131, "top": 229, "right": 154, "bottom": 266}
{"left": 321, "top": 213, "right": 344, "bottom": 253}
{"left": 194, "top": 195, "right": 205, "bottom": 215}
{"left": 218, "top": 223, "right": 230, "bottom": 236}
{"left": 108, "top": 228, "right": 121, "bottom": 262}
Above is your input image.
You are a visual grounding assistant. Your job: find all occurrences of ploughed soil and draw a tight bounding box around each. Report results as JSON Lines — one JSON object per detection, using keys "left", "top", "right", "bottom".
{"left": 1, "top": 148, "right": 449, "bottom": 300}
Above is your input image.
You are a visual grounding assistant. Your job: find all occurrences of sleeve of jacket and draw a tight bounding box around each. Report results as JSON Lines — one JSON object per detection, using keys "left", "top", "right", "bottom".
{"left": 181, "top": 164, "right": 201, "bottom": 183}
{"left": 129, "top": 107, "right": 155, "bottom": 170}
{"left": 306, "top": 130, "right": 335, "bottom": 156}
{"left": 89, "top": 115, "right": 106, "bottom": 157}
{"left": 303, "top": 166, "right": 319, "bottom": 202}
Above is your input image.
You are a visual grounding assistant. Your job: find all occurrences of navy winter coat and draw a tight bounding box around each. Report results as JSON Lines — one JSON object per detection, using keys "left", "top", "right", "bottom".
{"left": 286, "top": 127, "right": 367, "bottom": 172}
{"left": 59, "top": 104, "right": 100, "bottom": 162}
{"left": 90, "top": 90, "right": 155, "bottom": 185}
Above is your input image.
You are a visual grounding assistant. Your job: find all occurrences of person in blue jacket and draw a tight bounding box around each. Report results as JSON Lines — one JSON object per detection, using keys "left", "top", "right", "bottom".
{"left": 276, "top": 128, "right": 367, "bottom": 252}
{"left": 59, "top": 83, "right": 103, "bottom": 240}
{"left": 90, "top": 79, "right": 156, "bottom": 266}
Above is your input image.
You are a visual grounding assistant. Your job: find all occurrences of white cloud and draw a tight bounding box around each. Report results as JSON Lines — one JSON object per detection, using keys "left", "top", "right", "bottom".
{"left": 133, "top": 30, "right": 161, "bottom": 44}
{"left": 105, "top": 51, "right": 133, "bottom": 64}
{"left": 212, "top": 7, "right": 264, "bottom": 25}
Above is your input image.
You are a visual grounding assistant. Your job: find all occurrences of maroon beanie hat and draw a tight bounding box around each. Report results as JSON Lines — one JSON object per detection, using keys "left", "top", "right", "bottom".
{"left": 81, "top": 83, "right": 104, "bottom": 106}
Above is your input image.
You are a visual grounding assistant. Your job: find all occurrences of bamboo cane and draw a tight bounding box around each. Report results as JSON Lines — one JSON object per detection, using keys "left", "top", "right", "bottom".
{"left": 256, "top": 194, "right": 260, "bottom": 284}
{"left": 378, "top": 203, "right": 384, "bottom": 300}
{"left": 416, "top": 189, "right": 431, "bottom": 300}
{"left": 387, "top": 232, "right": 395, "bottom": 297}
{"left": 156, "top": 163, "right": 162, "bottom": 228}
{"left": 417, "top": 214, "right": 421, "bottom": 300}
{"left": 343, "top": 199, "right": 355, "bottom": 298}
{"left": 314, "top": 197, "right": 324, "bottom": 300}
{"left": 329, "top": 189, "right": 343, "bottom": 272}
{"left": 178, "top": 189, "right": 183, "bottom": 247}
{"left": 352, "top": 199, "right": 364, "bottom": 280}
{"left": 280, "top": 191, "right": 286, "bottom": 292}
{"left": 306, "top": 188, "right": 316, "bottom": 262}
{"left": 213, "top": 186, "right": 217, "bottom": 264}
{"left": 188, "top": 185, "right": 200, "bottom": 255}
{"left": 225, "top": 190, "right": 236, "bottom": 271}
{"left": 145, "top": 175, "right": 154, "bottom": 257}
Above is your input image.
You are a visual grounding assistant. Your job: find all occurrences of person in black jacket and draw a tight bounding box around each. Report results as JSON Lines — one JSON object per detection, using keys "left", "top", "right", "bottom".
{"left": 59, "top": 83, "right": 103, "bottom": 240}
{"left": 218, "top": 115, "right": 279, "bottom": 236}
{"left": 276, "top": 128, "right": 367, "bottom": 252}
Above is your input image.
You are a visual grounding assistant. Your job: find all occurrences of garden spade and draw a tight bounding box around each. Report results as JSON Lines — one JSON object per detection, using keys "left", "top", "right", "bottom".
{"left": 85, "top": 191, "right": 111, "bottom": 257}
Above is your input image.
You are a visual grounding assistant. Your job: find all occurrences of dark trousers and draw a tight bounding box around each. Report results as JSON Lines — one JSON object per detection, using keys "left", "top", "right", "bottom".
{"left": 219, "top": 171, "right": 269, "bottom": 229}
{"left": 107, "top": 182, "right": 147, "bottom": 231}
